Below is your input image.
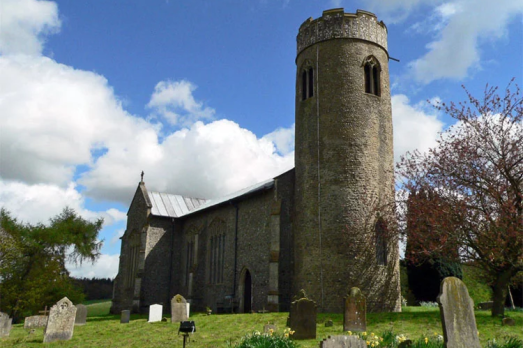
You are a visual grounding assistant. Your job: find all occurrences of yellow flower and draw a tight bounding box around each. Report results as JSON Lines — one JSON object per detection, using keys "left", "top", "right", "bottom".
{"left": 371, "top": 344, "right": 375, "bottom": 347}
{"left": 290, "top": 330, "right": 295, "bottom": 335}
{"left": 284, "top": 333, "right": 289, "bottom": 338}
{"left": 380, "top": 337, "right": 383, "bottom": 342}
{"left": 363, "top": 332, "right": 367, "bottom": 336}
{"left": 347, "top": 331, "right": 352, "bottom": 335}
{"left": 366, "top": 341, "right": 370, "bottom": 345}
{"left": 424, "top": 337, "right": 429, "bottom": 344}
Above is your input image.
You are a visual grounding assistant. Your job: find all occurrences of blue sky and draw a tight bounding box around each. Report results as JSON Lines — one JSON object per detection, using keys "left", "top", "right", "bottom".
{"left": 0, "top": 0, "right": 521, "bottom": 278}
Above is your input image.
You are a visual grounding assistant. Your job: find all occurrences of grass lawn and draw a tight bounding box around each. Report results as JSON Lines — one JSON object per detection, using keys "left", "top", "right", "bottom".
{"left": 2, "top": 302, "right": 521, "bottom": 347}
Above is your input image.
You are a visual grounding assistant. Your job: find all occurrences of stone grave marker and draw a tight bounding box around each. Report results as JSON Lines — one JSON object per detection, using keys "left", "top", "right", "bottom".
{"left": 502, "top": 317, "right": 515, "bottom": 326}
{"left": 0, "top": 312, "right": 12, "bottom": 337}
{"left": 148, "top": 304, "right": 163, "bottom": 323}
{"left": 325, "top": 319, "right": 333, "bottom": 327}
{"left": 24, "top": 315, "right": 48, "bottom": 329}
{"left": 121, "top": 310, "right": 130, "bottom": 324}
{"left": 75, "top": 304, "right": 87, "bottom": 326}
{"left": 344, "top": 287, "right": 366, "bottom": 331}
{"left": 43, "top": 297, "right": 77, "bottom": 343}
{"left": 320, "top": 335, "right": 366, "bottom": 348}
{"left": 263, "top": 324, "right": 277, "bottom": 333}
{"left": 437, "top": 277, "right": 481, "bottom": 348}
{"left": 289, "top": 290, "right": 316, "bottom": 340}
{"left": 477, "top": 301, "right": 493, "bottom": 310}
{"left": 171, "top": 294, "right": 188, "bottom": 323}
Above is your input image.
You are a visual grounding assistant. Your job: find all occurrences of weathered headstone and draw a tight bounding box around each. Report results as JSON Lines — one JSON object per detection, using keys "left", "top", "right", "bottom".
{"left": 0, "top": 312, "right": 12, "bottom": 337}
{"left": 24, "top": 315, "right": 48, "bottom": 329}
{"left": 43, "top": 297, "right": 77, "bottom": 343}
{"left": 75, "top": 304, "right": 87, "bottom": 326}
{"left": 502, "top": 317, "right": 515, "bottom": 326}
{"left": 320, "top": 335, "right": 366, "bottom": 348}
{"left": 289, "top": 290, "right": 316, "bottom": 340}
{"left": 120, "top": 310, "right": 130, "bottom": 324}
{"left": 437, "top": 277, "right": 481, "bottom": 348}
{"left": 148, "top": 304, "right": 163, "bottom": 323}
{"left": 325, "top": 319, "right": 333, "bottom": 327}
{"left": 343, "top": 287, "right": 366, "bottom": 331}
{"left": 171, "top": 294, "right": 188, "bottom": 323}
{"left": 264, "top": 324, "right": 277, "bottom": 333}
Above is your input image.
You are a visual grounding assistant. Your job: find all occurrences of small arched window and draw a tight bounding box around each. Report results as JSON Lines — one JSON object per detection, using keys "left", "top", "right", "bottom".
{"left": 301, "top": 62, "right": 314, "bottom": 101}
{"left": 375, "top": 218, "right": 388, "bottom": 266}
{"left": 363, "top": 56, "right": 381, "bottom": 97}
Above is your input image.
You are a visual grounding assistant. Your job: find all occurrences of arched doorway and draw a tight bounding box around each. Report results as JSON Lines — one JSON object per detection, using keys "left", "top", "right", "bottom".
{"left": 243, "top": 270, "right": 252, "bottom": 313}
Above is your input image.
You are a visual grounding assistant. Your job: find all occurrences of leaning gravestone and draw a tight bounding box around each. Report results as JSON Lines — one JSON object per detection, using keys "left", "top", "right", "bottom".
{"left": 171, "top": 294, "right": 188, "bottom": 323}
{"left": 43, "top": 297, "right": 77, "bottom": 343}
{"left": 320, "top": 335, "right": 366, "bottom": 348}
{"left": 289, "top": 290, "right": 316, "bottom": 340}
{"left": 0, "top": 312, "right": 12, "bottom": 337}
{"left": 24, "top": 315, "right": 48, "bottom": 329}
{"left": 148, "top": 304, "right": 163, "bottom": 323}
{"left": 437, "top": 277, "right": 481, "bottom": 348}
{"left": 120, "top": 310, "right": 130, "bottom": 324}
{"left": 75, "top": 304, "right": 87, "bottom": 326}
{"left": 344, "top": 287, "right": 366, "bottom": 331}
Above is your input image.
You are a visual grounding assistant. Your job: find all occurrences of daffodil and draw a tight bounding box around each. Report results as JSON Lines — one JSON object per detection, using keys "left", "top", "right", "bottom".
{"left": 424, "top": 337, "right": 429, "bottom": 344}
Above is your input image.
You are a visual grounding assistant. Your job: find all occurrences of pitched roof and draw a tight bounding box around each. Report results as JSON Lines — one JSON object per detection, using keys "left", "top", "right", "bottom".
{"left": 147, "top": 192, "right": 208, "bottom": 218}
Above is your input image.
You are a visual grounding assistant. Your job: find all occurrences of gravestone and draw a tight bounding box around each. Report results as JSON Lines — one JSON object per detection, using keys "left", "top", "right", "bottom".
{"left": 343, "top": 287, "right": 366, "bottom": 331}
{"left": 120, "top": 310, "right": 130, "bottom": 324}
{"left": 264, "top": 324, "right": 277, "bottom": 333}
{"left": 320, "top": 335, "right": 366, "bottom": 348}
{"left": 477, "top": 301, "right": 493, "bottom": 310}
{"left": 502, "top": 317, "right": 515, "bottom": 326}
{"left": 171, "top": 294, "right": 188, "bottom": 323}
{"left": 24, "top": 315, "right": 48, "bottom": 329}
{"left": 75, "top": 304, "right": 87, "bottom": 326}
{"left": 289, "top": 290, "right": 316, "bottom": 340}
{"left": 325, "top": 319, "right": 333, "bottom": 327}
{"left": 0, "top": 312, "right": 12, "bottom": 337}
{"left": 437, "top": 277, "right": 481, "bottom": 348}
{"left": 43, "top": 297, "right": 77, "bottom": 343}
{"left": 148, "top": 304, "right": 163, "bottom": 323}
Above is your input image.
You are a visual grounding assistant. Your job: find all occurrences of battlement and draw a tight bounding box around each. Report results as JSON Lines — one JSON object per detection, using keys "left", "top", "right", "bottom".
{"left": 297, "top": 8, "right": 388, "bottom": 56}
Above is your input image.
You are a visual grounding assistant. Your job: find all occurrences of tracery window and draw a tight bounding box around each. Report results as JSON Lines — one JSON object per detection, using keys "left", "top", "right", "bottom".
{"left": 126, "top": 230, "right": 140, "bottom": 289}
{"left": 363, "top": 56, "right": 381, "bottom": 96}
{"left": 209, "top": 218, "right": 226, "bottom": 284}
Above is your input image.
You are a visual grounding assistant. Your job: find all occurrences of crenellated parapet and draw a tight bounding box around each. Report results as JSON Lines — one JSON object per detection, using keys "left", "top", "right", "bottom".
{"left": 297, "top": 8, "right": 388, "bottom": 55}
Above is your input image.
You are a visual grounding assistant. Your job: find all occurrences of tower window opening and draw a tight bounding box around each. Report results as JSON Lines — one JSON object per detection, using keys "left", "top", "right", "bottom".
{"left": 302, "top": 70, "right": 307, "bottom": 100}
{"left": 308, "top": 68, "right": 314, "bottom": 98}
{"left": 375, "top": 218, "right": 388, "bottom": 266}
{"left": 301, "top": 66, "right": 314, "bottom": 101}
{"left": 363, "top": 57, "right": 381, "bottom": 97}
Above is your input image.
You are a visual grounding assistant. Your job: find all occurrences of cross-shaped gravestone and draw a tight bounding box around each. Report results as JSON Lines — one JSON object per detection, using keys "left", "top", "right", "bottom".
{"left": 437, "top": 277, "right": 481, "bottom": 348}
{"left": 344, "top": 287, "right": 366, "bottom": 331}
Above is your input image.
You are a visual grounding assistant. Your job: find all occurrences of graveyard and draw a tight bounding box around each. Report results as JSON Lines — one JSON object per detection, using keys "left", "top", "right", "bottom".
{"left": 1, "top": 298, "right": 521, "bottom": 347}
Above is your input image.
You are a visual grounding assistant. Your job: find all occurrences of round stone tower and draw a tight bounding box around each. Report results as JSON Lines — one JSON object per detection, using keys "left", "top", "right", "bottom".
{"left": 293, "top": 8, "right": 401, "bottom": 313}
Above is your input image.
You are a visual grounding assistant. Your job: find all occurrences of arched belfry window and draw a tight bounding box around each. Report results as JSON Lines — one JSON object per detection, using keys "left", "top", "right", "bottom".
{"left": 362, "top": 56, "right": 381, "bottom": 97}
{"left": 301, "top": 61, "right": 314, "bottom": 101}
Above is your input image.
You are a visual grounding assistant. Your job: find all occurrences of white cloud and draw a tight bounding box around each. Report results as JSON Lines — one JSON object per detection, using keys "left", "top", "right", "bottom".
{"left": 0, "top": 180, "right": 126, "bottom": 226}
{"left": 147, "top": 80, "right": 215, "bottom": 126}
{"left": 0, "top": 0, "right": 61, "bottom": 56}
{"left": 364, "top": 0, "right": 523, "bottom": 83}
{"left": 81, "top": 119, "right": 294, "bottom": 202}
{"left": 67, "top": 253, "right": 120, "bottom": 279}
{"left": 262, "top": 123, "right": 295, "bottom": 156}
{"left": 392, "top": 94, "right": 444, "bottom": 162}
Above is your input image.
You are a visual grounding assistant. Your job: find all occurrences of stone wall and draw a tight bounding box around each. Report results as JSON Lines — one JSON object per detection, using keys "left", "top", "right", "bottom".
{"left": 111, "top": 183, "right": 151, "bottom": 314}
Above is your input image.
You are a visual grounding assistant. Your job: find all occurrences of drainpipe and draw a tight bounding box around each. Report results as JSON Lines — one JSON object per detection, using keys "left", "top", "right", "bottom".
{"left": 167, "top": 218, "right": 175, "bottom": 306}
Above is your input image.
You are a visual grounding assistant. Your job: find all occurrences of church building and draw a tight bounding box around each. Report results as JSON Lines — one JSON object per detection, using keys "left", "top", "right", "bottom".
{"left": 111, "top": 8, "right": 402, "bottom": 315}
